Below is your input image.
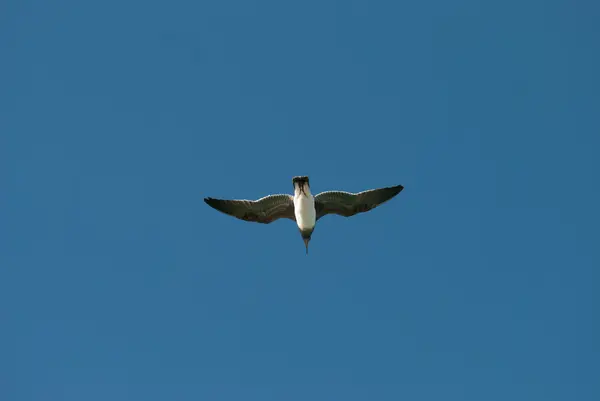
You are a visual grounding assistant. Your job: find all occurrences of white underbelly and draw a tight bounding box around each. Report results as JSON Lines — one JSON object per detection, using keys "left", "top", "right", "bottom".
{"left": 294, "top": 195, "right": 316, "bottom": 230}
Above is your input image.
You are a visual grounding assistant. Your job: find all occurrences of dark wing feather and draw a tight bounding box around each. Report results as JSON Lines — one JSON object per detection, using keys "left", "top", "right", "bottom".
{"left": 314, "top": 185, "right": 404, "bottom": 220}
{"left": 204, "top": 194, "right": 295, "bottom": 224}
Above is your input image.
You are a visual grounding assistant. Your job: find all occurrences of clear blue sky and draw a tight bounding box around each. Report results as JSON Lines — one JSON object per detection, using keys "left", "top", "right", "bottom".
{"left": 1, "top": 1, "right": 598, "bottom": 400}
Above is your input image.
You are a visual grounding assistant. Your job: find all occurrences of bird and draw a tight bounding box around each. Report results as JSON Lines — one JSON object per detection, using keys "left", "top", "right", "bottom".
{"left": 204, "top": 176, "right": 404, "bottom": 254}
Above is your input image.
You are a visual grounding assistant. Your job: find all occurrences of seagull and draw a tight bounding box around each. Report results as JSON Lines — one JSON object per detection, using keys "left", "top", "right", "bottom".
{"left": 204, "top": 176, "right": 404, "bottom": 254}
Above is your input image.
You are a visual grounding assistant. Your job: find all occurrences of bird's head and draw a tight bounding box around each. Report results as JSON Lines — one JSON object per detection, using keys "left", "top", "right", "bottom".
{"left": 300, "top": 228, "right": 313, "bottom": 255}
{"left": 292, "top": 176, "right": 310, "bottom": 195}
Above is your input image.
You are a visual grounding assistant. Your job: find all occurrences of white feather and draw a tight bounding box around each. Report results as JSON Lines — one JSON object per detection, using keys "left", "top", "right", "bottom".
{"left": 293, "top": 183, "right": 316, "bottom": 230}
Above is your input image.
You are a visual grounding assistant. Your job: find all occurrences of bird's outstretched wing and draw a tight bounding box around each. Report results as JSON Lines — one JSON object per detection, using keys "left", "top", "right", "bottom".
{"left": 314, "top": 185, "right": 404, "bottom": 220}
{"left": 204, "top": 194, "right": 295, "bottom": 224}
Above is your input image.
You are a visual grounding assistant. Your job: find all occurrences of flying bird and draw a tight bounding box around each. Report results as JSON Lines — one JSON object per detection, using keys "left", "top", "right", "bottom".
{"left": 204, "top": 176, "right": 404, "bottom": 254}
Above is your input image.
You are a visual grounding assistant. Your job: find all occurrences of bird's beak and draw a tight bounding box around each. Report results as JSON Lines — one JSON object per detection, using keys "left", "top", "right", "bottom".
{"left": 303, "top": 238, "right": 309, "bottom": 255}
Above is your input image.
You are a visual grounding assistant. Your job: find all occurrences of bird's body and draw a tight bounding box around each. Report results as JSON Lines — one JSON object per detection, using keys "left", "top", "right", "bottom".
{"left": 293, "top": 181, "right": 316, "bottom": 232}
{"left": 204, "top": 176, "right": 404, "bottom": 254}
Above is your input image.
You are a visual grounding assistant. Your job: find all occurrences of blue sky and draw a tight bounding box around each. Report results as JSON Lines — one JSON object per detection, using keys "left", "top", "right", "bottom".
{"left": 1, "top": 1, "right": 598, "bottom": 400}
